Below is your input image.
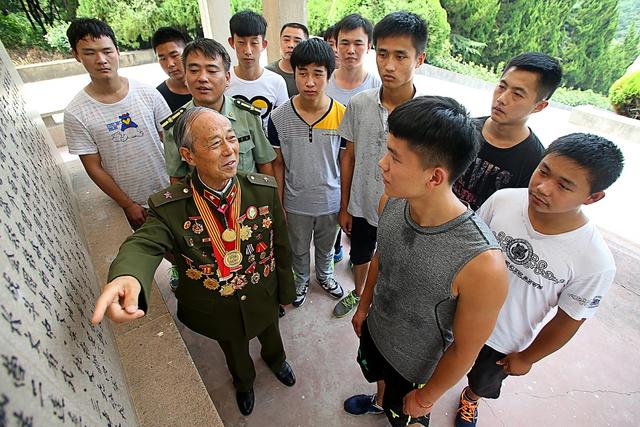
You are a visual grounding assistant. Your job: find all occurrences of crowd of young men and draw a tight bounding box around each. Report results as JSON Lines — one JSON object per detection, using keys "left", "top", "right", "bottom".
{"left": 69, "top": 8, "right": 625, "bottom": 427}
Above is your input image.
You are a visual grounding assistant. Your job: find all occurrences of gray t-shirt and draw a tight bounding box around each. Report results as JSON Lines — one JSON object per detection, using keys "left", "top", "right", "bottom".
{"left": 326, "top": 72, "right": 381, "bottom": 106}
{"left": 64, "top": 79, "right": 170, "bottom": 206}
{"left": 367, "top": 197, "right": 500, "bottom": 383}
{"left": 266, "top": 60, "right": 298, "bottom": 98}
{"left": 267, "top": 98, "right": 346, "bottom": 216}
{"left": 338, "top": 86, "right": 426, "bottom": 227}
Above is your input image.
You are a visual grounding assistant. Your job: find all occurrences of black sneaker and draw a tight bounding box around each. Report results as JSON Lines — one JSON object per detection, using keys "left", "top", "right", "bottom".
{"left": 292, "top": 282, "right": 309, "bottom": 307}
{"left": 344, "top": 393, "right": 384, "bottom": 415}
{"left": 318, "top": 277, "right": 344, "bottom": 299}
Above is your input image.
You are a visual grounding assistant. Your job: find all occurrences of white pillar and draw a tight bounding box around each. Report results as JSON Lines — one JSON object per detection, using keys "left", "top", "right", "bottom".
{"left": 262, "top": 0, "right": 307, "bottom": 63}
{"left": 198, "top": 0, "right": 236, "bottom": 65}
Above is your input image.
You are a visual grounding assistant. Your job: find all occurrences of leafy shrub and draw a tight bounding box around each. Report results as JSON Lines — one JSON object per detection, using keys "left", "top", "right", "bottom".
{"left": 45, "top": 21, "right": 72, "bottom": 53}
{"left": 0, "top": 13, "right": 49, "bottom": 49}
{"left": 609, "top": 71, "right": 640, "bottom": 119}
{"left": 553, "top": 87, "right": 611, "bottom": 110}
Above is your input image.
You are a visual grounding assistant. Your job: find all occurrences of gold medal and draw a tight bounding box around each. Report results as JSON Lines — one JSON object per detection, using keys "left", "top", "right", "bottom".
{"left": 239, "top": 225, "right": 252, "bottom": 241}
{"left": 222, "top": 228, "right": 237, "bottom": 242}
{"left": 219, "top": 283, "right": 235, "bottom": 296}
{"left": 251, "top": 272, "right": 260, "bottom": 284}
{"left": 224, "top": 250, "right": 243, "bottom": 268}
{"left": 203, "top": 278, "right": 219, "bottom": 290}
{"left": 186, "top": 268, "right": 202, "bottom": 280}
{"left": 183, "top": 220, "right": 191, "bottom": 230}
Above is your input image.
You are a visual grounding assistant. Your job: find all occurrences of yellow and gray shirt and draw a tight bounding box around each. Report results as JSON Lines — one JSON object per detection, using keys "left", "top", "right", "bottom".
{"left": 267, "top": 98, "right": 346, "bottom": 216}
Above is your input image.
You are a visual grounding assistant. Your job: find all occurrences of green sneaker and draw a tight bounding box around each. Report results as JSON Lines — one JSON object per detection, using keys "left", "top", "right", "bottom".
{"left": 333, "top": 290, "right": 360, "bottom": 318}
{"left": 168, "top": 265, "right": 180, "bottom": 292}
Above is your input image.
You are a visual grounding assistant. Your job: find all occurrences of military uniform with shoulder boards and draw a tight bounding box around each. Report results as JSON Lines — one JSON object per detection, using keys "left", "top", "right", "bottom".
{"left": 107, "top": 170, "right": 294, "bottom": 392}
{"left": 162, "top": 96, "right": 276, "bottom": 178}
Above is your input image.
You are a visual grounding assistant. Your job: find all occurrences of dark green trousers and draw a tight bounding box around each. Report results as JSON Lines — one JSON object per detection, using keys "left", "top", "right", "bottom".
{"left": 217, "top": 320, "right": 286, "bottom": 392}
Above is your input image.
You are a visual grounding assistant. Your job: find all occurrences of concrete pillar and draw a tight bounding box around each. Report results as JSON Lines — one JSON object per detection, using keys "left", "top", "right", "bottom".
{"left": 262, "top": 0, "right": 308, "bottom": 63}
{"left": 198, "top": 0, "right": 235, "bottom": 64}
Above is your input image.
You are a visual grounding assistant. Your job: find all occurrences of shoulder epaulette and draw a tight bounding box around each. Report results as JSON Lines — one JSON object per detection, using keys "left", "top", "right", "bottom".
{"left": 149, "top": 181, "right": 192, "bottom": 207}
{"left": 233, "top": 97, "right": 261, "bottom": 116}
{"left": 246, "top": 173, "right": 277, "bottom": 188}
{"left": 160, "top": 107, "right": 187, "bottom": 130}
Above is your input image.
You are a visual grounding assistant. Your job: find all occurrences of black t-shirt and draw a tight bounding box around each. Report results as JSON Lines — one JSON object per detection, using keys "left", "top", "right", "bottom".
{"left": 156, "top": 81, "right": 192, "bottom": 112}
{"left": 453, "top": 116, "right": 544, "bottom": 211}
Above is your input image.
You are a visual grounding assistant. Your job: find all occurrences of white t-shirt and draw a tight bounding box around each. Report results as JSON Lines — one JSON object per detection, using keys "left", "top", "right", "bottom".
{"left": 226, "top": 67, "right": 289, "bottom": 131}
{"left": 64, "top": 79, "right": 171, "bottom": 206}
{"left": 326, "top": 71, "right": 381, "bottom": 106}
{"left": 478, "top": 188, "right": 616, "bottom": 354}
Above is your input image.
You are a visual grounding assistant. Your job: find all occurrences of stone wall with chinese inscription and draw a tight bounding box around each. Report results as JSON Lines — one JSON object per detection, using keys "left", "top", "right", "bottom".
{"left": 0, "top": 41, "right": 137, "bottom": 426}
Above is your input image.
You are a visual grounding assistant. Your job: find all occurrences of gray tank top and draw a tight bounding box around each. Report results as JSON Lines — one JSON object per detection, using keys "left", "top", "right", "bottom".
{"left": 367, "top": 197, "right": 499, "bottom": 383}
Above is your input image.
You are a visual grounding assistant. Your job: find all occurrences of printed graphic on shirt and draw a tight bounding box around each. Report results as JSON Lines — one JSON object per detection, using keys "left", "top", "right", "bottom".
{"left": 454, "top": 158, "right": 513, "bottom": 209}
{"left": 107, "top": 112, "right": 144, "bottom": 143}
{"left": 232, "top": 94, "right": 273, "bottom": 121}
{"left": 494, "top": 230, "right": 565, "bottom": 289}
{"left": 568, "top": 293, "right": 602, "bottom": 308}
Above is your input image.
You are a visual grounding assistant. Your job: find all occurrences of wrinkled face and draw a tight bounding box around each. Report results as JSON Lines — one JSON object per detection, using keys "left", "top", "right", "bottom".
{"left": 74, "top": 35, "right": 119, "bottom": 80}
{"left": 182, "top": 112, "right": 239, "bottom": 187}
{"left": 379, "top": 134, "right": 431, "bottom": 199}
{"left": 230, "top": 34, "right": 267, "bottom": 69}
{"left": 491, "top": 67, "right": 547, "bottom": 124}
{"left": 337, "top": 27, "right": 370, "bottom": 70}
{"left": 375, "top": 35, "right": 424, "bottom": 91}
{"left": 326, "top": 37, "right": 340, "bottom": 68}
{"left": 528, "top": 154, "right": 600, "bottom": 215}
{"left": 280, "top": 26, "right": 306, "bottom": 60}
{"left": 184, "top": 51, "right": 230, "bottom": 107}
{"left": 155, "top": 41, "right": 186, "bottom": 82}
{"left": 295, "top": 63, "right": 328, "bottom": 101}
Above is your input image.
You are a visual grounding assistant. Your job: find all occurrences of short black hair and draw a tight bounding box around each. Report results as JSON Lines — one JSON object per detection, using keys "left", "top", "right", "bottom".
{"left": 373, "top": 11, "right": 428, "bottom": 55}
{"left": 182, "top": 38, "right": 231, "bottom": 72}
{"left": 291, "top": 38, "right": 336, "bottom": 79}
{"left": 323, "top": 25, "right": 336, "bottom": 41}
{"left": 334, "top": 13, "right": 373, "bottom": 43}
{"left": 387, "top": 96, "right": 479, "bottom": 183}
{"left": 229, "top": 10, "right": 267, "bottom": 38}
{"left": 151, "top": 27, "right": 190, "bottom": 52}
{"left": 280, "top": 22, "right": 309, "bottom": 39}
{"left": 502, "top": 52, "right": 563, "bottom": 100}
{"left": 67, "top": 18, "right": 118, "bottom": 52}
{"left": 544, "top": 133, "right": 624, "bottom": 193}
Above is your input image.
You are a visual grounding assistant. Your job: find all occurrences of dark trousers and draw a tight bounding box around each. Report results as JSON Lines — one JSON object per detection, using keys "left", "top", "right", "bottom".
{"left": 217, "top": 321, "right": 286, "bottom": 392}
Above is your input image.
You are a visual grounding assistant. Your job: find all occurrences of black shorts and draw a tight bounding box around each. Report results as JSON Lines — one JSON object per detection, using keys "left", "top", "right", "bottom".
{"left": 349, "top": 216, "right": 377, "bottom": 265}
{"left": 357, "top": 320, "right": 430, "bottom": 427}
{"left": 466, "top": 345, "right": 509, "bottom": 399}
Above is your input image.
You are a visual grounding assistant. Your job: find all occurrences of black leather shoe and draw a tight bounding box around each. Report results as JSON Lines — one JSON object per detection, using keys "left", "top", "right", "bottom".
{"left": 278, "top": 306, "right": 286, "bottom": 318}
{"left": 274, "top": 361, "right": 296, "bottom": 386}
{"left": 236, "top": 389, "right": 254, "bottom": 415}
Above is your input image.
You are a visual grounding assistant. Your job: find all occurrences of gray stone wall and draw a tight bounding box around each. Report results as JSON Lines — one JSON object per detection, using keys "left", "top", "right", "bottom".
{"left": 0, "top": 41, "right": 137, "bottom": 427}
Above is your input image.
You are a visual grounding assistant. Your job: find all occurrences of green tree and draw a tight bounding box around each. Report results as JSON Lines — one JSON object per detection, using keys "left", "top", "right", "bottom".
{"left": 325, "top": 0, "right": 451, "bottom": 60}
{"left": 440, "top": 0, "right": 499, "bottom": 47}
{"left": 562, "top": 0, "right": 619, "bottom": 92}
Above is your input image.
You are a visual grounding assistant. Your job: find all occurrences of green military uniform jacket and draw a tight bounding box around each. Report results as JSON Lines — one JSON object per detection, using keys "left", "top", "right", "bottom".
{"left": 108, "top": 171, "right": 294, "bottom": 341}
{"left": 162, "top": 96, "right": 276, "bottom": 178}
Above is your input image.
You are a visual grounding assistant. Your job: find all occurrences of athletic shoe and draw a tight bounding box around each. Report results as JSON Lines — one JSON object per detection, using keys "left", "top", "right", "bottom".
{"left": 168, "top": 265, "right": 180, "bottom": 292}
{"left": 318, "top": 277, "right": 344, "bottom": 299}
{"left": 292, "top": 282, "right": 309, "bottom": 307}
{"left": 334, "top": 247, "right": 344, "bottom": 263}
{"left": 344, "top": 393, "right": 384, "bottom": 415}
{"left": 333, "top": 290, "right": 360, "bottom": 318}
{"left": 455, "top": 388, "right": 479, "bottom": 427}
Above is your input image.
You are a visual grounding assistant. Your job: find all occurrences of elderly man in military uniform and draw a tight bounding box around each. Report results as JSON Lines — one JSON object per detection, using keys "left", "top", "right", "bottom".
{"left": 162, "top": 37, "right": 276, "bottom": 183}
{"left": 91, "top": 107, "right": 296, "bottom": 416}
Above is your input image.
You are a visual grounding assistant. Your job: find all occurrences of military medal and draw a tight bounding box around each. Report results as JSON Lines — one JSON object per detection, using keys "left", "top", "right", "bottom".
{"left": 192, "top": 222, "right": 204, "bottom": 234}
{"left": 263, "top": 265, "right": 270, "bottom": 277}
{"left": 231, "top": 274, "right": 248, "bottom": 290}
{"left": 224, "top": 250, "right": 243, "bottom": 268}
{"left": 246, "top": 206, "right": 258, "bottom": 220}
{"left": 183, "top": 220, "right": 192, "bottom": 230}
{"left": 191, "top": 178, "right": 243, "bottom": 286}
{"left": 270, "top": 258, "right": 276, "bottom": 272}
{"left": 239, "top": 225, "right": 252, "bottom": 241}
{"left": 203, "top": 278, "right": 219, "bottom": 290}
{"left": 262, "top": 217, "right": 272, "bottom": 229}
{"left": 222, "top": 228, "right": 237, "bottom": 242}
{"left": 258, "top": 206, "right": 269, "bottom": 216}
{"left": 186, "top": 268, "right": 202, "bottom": 280}
{"left": 251, "top": 272, "right": 260, "bottom": 284}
